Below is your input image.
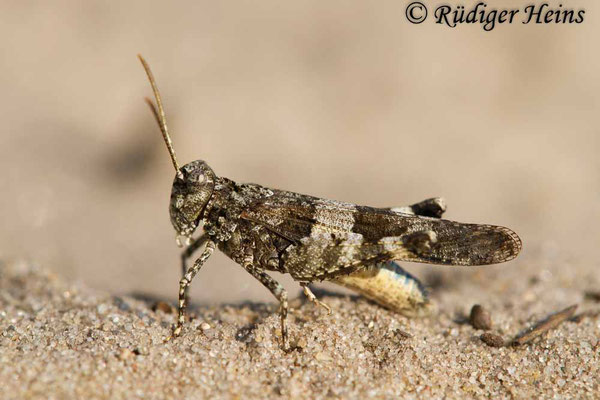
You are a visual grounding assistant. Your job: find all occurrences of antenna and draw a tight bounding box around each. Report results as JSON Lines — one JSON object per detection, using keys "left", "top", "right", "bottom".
{"left": 138, "top": 54, "right": 180, "bottom": 171}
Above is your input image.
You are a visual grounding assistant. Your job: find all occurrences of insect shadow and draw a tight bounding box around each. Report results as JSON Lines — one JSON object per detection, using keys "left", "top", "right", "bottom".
{"left": 128, "top": 291, "right": 285, "bottom": 341}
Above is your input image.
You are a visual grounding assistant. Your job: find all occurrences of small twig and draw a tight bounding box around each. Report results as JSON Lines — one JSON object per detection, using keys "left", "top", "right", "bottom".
{"left": 584, "top": 291, "right": 600, "bottom": 302}
{"left": 511, "top": 304, "right": 577, "bottom": 346}
{"left": 570, "top": 309, "right": 600, "bottom": 323}
{"left": 394, "top": 329, "right": 413, "bottom": 339}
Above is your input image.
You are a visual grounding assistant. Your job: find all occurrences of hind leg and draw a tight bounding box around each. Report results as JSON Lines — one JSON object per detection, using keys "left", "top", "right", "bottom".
{"left": 388, "top": 197, "right": 446, "bottom": 218}
{"left": 301, "top": 283, "right": 332, "bottom": 314}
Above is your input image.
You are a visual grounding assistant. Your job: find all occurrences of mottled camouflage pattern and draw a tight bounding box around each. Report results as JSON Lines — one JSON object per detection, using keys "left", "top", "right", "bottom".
{"left": 138, "top": 55, "right": 521, "bottom": 350}
{"left": 168, "top": 160, "right": 521, "bottom": 349}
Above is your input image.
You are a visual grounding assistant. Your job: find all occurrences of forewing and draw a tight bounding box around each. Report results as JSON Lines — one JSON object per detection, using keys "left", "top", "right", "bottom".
{"left": 282, "top": 232, "right": 415, "bottom": 280}
{"left": 241, "top": 190, "right": 522, "bottom": 267}
{"left": 240, "top": 190, "right": 355, "bottom": 241}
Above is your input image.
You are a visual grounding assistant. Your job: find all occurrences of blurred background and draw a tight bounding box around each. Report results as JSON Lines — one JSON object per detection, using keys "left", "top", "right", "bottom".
{"left": 0, "top": 0, "right": 598, "bottom": 304}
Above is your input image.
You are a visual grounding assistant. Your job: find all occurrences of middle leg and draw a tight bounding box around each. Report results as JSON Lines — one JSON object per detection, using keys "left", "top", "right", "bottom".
{"left": 242, "top": 260, "right": 289, "bottom": 350}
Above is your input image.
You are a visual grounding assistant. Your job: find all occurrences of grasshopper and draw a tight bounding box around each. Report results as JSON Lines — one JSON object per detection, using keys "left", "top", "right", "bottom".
{"left": 138, "top": 55, "right": 521, "bottom": 350}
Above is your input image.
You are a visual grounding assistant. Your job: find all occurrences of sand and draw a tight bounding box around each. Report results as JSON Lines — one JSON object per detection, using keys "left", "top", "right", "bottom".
{"left": 1, "top": 256, "right": 598, "bottom": 399}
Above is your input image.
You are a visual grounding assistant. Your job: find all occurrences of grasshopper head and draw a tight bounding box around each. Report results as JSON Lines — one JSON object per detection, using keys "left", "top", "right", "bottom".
{"left": 170, "top": 160, "right": 216, "bottom": 239}
{"left": 138, "top": 55, "right": 216, "bottom": 244}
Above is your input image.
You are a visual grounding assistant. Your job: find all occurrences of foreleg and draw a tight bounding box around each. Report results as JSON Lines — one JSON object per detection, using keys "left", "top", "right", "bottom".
{"left": 169, "top": 239, "right": 216, "bottom": 339}
{"left": 180, "top": 234, "right": 209, "bottom": 306}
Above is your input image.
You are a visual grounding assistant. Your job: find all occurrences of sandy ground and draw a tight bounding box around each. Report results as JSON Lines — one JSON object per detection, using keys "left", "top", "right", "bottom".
{"left": 1, "top": 1, "right": 599, "bottom": 306}
{"left": 1, "top": 254, "right": 598, "bottom": 399}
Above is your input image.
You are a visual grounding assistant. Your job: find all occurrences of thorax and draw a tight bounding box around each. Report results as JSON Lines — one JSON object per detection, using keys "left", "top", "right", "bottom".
{"left": 202, "top": 179, "right": 287, "bottom": 269}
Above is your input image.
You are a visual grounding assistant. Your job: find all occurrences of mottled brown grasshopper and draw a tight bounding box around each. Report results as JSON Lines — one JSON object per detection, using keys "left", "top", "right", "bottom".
{"left": 138, "top": 55, "right": 521, "bottom": 350}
